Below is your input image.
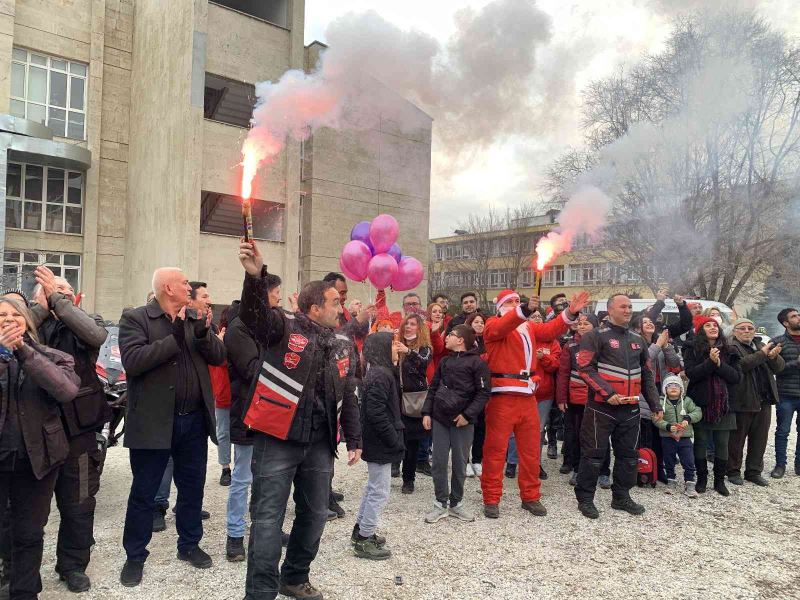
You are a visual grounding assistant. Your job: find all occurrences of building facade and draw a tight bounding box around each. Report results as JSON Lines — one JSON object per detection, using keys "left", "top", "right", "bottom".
{"left": 0, "top": 0, "right": 431, "bottom": 319}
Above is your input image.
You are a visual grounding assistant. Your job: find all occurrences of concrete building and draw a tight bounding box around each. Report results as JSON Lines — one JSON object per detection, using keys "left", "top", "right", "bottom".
{"left": 0, "top": 0, "right": 432, "bottom": 320}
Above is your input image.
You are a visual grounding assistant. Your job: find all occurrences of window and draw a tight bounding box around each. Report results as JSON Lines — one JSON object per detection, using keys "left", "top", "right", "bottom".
{"left": 211, "top": 0, "right": 289, "bottom": 28}
{"left": 543, "top": 265, "right": 565, "bottom": 286}
{"left": 521, "top": 269, "right": 534, "bottom": 287}
{"left": 2, "top": 250, "right": 81, "bottom": 296}
{"left": 5, "top": 163, "right": 83, "bottom": 234}
{"left": 436, "top": 246, "right": 444, "bottom": 261}
{"left": 204, "top": 73, "right": 255, "bottom": 128}
{"left": 200, "top": 191, "right": 284, "bottom": 241}
{"left": 582, "top": 264, "right": 600, "bottom": 285}
{"left": 10, "top": 48, "right": 87, "bottom": 140}
{"left": 488, "top": 269, "right": 508, "bottom": 288}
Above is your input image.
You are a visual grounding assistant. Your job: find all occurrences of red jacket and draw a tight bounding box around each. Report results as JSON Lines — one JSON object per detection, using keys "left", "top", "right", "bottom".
{"left": 484, "top": 306, "right": 572, "bottom": 396}
{"left": 533, "top": 338, "right": 561, "bottom": 401}
{"left": 209, "top": 363, "right": 232, "bottom": 409}
{"left": 556, "top": 334, "right": 588, "bottom": 406}
{"left": 426, "top": 323, "right": 446, "bottom": 383}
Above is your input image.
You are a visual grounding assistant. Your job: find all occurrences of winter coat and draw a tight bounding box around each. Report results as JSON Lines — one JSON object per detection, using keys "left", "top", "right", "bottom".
{"left": 210, "top": 363, "right": 231, "bottom": 409}
{"left": 728, "top": 337, "right": 784, "bottom": 412}
{"left": 556, "top": 333, "right": 588, "bottom": 407}
{"left": 446, "top": 310, "right": 482, "bottom": 334}
{"left": 225, "top": 302, "right": 259, "bottom": 446}
{"left": 653, "top": 375, "right": 702, "bottom": 439}
{"left": 646, "top": 339, "right": 682, "bottom": 383}
{"left": 399, "top": 344, "right": 432, "bottom": 440}
{"left": 773, "top": 331, "right": 800, "bottom": 400}
{"left": 119, "top": 299, "right": 226, "bottom": 449}
{"left": 426, "top": 322, "right": 446, "bottom": 383}
{"left": 423, "top": 348, "right": 490, "bottom": 427}
{"left": 360, "top": 333, "right": 405, "bottom": 464}
{"left": 645, "top": 299, "right": 694, "bottom": 340}
{"left": 533, "top": 338, "right": 561, "bottom": 401}
{"left": 682, "top": 338, "right": 741, "bottom": 431}
{"left": 0, "top": 340, "right": 80, "bottom": 479}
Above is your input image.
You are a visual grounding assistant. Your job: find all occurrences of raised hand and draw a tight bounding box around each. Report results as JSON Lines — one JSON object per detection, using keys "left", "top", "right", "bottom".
{"left": 657, "top": 289, "right": 668, "bottom": 302}
{"left": 710, "top": 347, "right": 721, "bottom": 366}
{"left": 760, "top": 342, "right": 774, "bottom": 356}
{"left": 0, "top": 322, "right": 25, "bottom": 350}
{"left": 568, "top": 291, "right": 591, "bottom": 316}
{"left": 238, "top": 239, "right": 263, "bottom": 276}
{"left": 35, "top": 265, "right": 57, "bottom": 299}
{"left": 527, "top": 295, "right": 541, "bottom": 311}
{"left": 656, "top": 329, "right": 670, "bottom": 348}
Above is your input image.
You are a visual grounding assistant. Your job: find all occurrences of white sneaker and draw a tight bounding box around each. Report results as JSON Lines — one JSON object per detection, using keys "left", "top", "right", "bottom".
{"left": 665, "top": 478, "right": 678, "bottom": 494}
{"left": 448, "top": 501, "right": 476, "bottom": 522}
{"left": 466, "top": 463, "right": 475, "bottom": 478}
{"left": 684, "top": 481, "right": 698, "bottom": 498}
{"left": 424, "top": 502, "right": 449, "bottom": 524}
{"left": 472, "top": 463, "right": 483, "bottom": 477}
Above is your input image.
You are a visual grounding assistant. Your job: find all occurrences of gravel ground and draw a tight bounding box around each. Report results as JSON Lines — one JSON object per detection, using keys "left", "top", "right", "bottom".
{"left": 38, "top": 422, "right": 800, "bottom": 600}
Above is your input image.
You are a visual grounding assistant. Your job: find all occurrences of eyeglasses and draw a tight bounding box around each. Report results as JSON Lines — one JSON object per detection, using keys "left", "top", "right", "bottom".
{"left": 404, "top": 301, "right": 421, "bottom": 307}
{"left": 734, "top": 326, "right": 755, "bottom": 332}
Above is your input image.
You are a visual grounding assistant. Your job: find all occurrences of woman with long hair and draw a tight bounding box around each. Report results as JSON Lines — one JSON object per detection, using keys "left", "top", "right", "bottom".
{"left": 0, "top": 297, "right": 80, "bottom": 598}
{"left": 396, "top": 313, "right": 432, "bottom": 494}
{"left": 466, "top": 312, "right": 486, "bottom": 355}
{"left": 682, "top": 315, "right": 742, "bottom": 495}
{"left": 426, "top": 303, "right": 446, "bottom": 383}
{"left": 465, "top": 312, "right": 488, "bottom": 477}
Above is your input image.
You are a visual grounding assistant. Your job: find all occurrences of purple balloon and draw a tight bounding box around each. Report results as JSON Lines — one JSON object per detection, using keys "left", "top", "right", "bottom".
{"left": 340, "top": 240, "right": 372, "bottom": 282}
{"left": 387, "top": 243, "right": 402, "bottom": 264}
{"left": 369, "top": 214, "right": 399, "bottom": 254}
{"left": 367, "top": 253, "right": 398, "bottom": 290}
{"left": 350, "top": 220, "right": 371, "bottom": 244}
{"left": 391, "top": 256, "right": 424, "bottom": 291}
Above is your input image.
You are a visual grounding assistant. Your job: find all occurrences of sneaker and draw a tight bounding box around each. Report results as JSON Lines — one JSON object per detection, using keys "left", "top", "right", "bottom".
{"left": 391, "top": 463, "right": 400, "bottom": 478}
{"left": 177, "top": 546, "right": 213, "bottom": 569}
{"left": 547, "top": 444, "right": 558, "bottom": 460}
{"left": 448, "top": 502, "right": 475, "bottom": 522}
{"left": 611, "top": 497, "right": 645, "bottom": 516}
{"left": 598, "top": 475, "right": 612, "bottom": 489}
{"left": 278, "top": 581, "right": 324, "bottom": 600}
{"left": 665, "top": 478, "right": 678, "bottom": 494}
{"left": 505, "top": 464, "right": 517, "bottom": 478}
{"left": 350, "top": 523, "right": 386, "bottom": 546}
{"left": 226, "top": 536, "right": 246, "bottom": 562}
{"left": 152, "top": 508, "right": 166, "bottom": 533}
{"left": 59, "top": 570, "right": 91, "bottom": 593}
{"left": 569, "top": 472, "right": 578, "bottom": 487}
{"left": 331, "top": 490, "right": 345, "bottom": 502}
{"left": 326, "top": 509, "right": 338, "bottom": 521}
{"left": 119, "top": 560, "right": 144, "bottom": 587}
{"left": 425, "top": 502, "right": 449, "bottom": 524}
{"left": 684, "top": 481, "right": 698, "bottom": 498}
{"left": 771, "top": 465, "right": 785, "bottom": 479}
{"left": 353, "top": 536, "right": 392, "bottom": 560}
{"left": 520, "top": 500, "right": 547, "bottom": 517}
{"left": 401, "top": 481, "right": 414, "bottom": 494}
{"left": 328, "top": 497, "right": 345, "bottom": 518}
{"left": 466, "top": 463, "right": 475, "bottom": 478}
{"left": 745, "top": 474, "right": 769, "bottom": 487}
{"left": 219, "top": 467, "right": 231, "bottom": 486}
{"left": 578, "top": 501, "right": 599, "bottom": 519}
{"left": 728, "top": 473, "right": 744, "bottom": 486}
{"left": 472, "top": 463, "right": 483, "bottom": 477}
{"left": 559, "top": 463, "right": 572, "bottom": 474}
{"left": 483, "top": 504, "right": 499, "bottom": 519}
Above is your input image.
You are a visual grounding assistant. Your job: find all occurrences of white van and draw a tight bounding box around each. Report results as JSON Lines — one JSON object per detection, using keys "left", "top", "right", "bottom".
{"left": 592, "top": 298, "right": 736, "bottom": 328}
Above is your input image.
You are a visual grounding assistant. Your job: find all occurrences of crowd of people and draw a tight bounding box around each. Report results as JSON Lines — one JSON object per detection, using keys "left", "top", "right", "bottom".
{"left": 0, "top": 239, "right": 798, "bottom": 600}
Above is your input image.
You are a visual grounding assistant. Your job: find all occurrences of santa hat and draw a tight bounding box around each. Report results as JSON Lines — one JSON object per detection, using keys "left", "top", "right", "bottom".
{"left": 494, "top": 289, "right": 520, "bottom": 311}
{"left": 693, "top": 315, "right": 718, "bottom": 334}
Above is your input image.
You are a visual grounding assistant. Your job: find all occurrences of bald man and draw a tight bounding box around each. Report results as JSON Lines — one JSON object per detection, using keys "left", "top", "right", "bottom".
{"left": 118, "top": 267, "right": 226, "bottom": 587}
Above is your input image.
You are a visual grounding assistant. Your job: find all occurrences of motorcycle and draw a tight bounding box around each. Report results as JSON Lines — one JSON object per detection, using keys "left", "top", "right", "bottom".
{"left": 96, "top": 324, "right": 127, "bottom": 447}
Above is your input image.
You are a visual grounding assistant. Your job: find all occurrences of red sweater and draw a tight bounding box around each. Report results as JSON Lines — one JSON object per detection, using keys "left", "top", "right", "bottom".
{"left": 533, "top": 338, "right": 561, "bottom": 401}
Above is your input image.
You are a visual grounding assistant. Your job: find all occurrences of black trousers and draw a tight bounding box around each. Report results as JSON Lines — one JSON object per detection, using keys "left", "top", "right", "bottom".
{"left": 0, "top": 459, "right": 59, "bottom": 600}
{"left": 54, "top": 435, "right": 103, "bottom": 574}
{"left": 546, "top": 406, "right": 564, "bottom": 445}
{"left": 471, "top": 412, "right": 486, "bottom": 464}
{"left": 564, "top": 404, "right": 610, "bottom": 475}
{"left": 575, "top": 402, "right": 640, "bottom": 504}
{"left": 728, "top": 407, "right": 771, "bottom": 478}
{"left": 246, "top": 433, "right": 333, "bottom": 600}
{"left": 402, "top": 438, "right": 420, "bottom": 483}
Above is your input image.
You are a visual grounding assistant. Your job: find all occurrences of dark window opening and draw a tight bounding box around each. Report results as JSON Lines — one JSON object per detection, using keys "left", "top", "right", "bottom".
{"left": 210, "top": 0, "right": 289, "bottom": 29}
{"left": 204, "top": 73, "right": 255, "bottom": 128}
{"left": 200, "top": 191, "right": 284, "bottom": 242}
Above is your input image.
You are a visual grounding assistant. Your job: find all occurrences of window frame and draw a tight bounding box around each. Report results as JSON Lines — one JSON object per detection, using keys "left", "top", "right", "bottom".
{"left": 2, "top": 249, "right": 82, "bottom": 295}
{"left": 5, "top": 162, "right": 85, "bottom": 235}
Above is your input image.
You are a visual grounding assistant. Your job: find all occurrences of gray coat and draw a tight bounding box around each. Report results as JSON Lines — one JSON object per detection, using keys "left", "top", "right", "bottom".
{"left": 729, "top": 338, "right": 784, "bottom": 412}
{"left": 119, "top": 300, "right": 226, "bottom": 449}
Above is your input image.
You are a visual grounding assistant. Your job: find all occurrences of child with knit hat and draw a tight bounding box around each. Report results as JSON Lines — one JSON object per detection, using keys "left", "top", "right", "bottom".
{"left": 653, "top": 374, "right": 703, "bottom": 497}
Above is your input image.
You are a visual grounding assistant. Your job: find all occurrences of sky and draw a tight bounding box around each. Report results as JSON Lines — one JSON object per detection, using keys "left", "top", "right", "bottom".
{"left": 303, "top": 0, "right": 800, "bottom": 238}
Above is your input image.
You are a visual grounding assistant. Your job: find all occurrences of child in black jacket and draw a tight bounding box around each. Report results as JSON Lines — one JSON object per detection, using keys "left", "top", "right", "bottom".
{"left": 422, "top": 325, "right": 490, "bottom": 524}
{"left": 352, "top": 332, "right": 405, "bottom": 560}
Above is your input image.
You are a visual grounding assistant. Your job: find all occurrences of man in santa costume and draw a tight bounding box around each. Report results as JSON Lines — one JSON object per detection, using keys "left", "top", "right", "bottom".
{"left": 481, "top": 288, "right": 590, "bottom": 518}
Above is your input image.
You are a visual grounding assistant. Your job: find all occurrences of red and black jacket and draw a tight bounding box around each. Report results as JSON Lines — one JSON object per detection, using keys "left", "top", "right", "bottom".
{"left": 576, "top": 323, "right": 659, "bottom": 411}
{"left": 556, "top": 334, "right": 588, "bottom": 407}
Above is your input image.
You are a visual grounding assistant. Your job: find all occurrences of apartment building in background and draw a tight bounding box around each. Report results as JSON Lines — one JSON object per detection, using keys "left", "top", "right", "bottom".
{"left": 0, "top": 0, "right": 432, "bottom": 319}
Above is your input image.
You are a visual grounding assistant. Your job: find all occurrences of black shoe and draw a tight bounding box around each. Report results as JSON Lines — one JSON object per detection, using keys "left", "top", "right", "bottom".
{"left": 220, "top": 468, "right": 232, "bottom": 487}
{"left": 332, "top": 490, "right": 345, "bottom": 502}
{"left": 282, "top": 532, "right": 290, "bottom": 547}
{"left": 152, "top": 508, "right": 166, "bottom": 533}
{"left": 547, "top": 444, "right": 558, "bottom": 460}
{"left": 578, "top": 502, "right": 599, "bottom": 519}
{"left": 326, "top": 509, "right": 338, "bottom": 521}
{"left": 328, "top": 497, "right": 346, "bottom": 518}
{"left": 483, "top": 504, "right": 499, "bottom": 519}
{"left": 521, "top": 500, "right": 547, "bottom": 516}
{"left": 795, "top": 465, "right": 800, "bottom": 476}
{"left": 226, "top": 536, "right": 246, "bottom": 562}
{"left": 505, "top": 464, "right": 517, "bottom": 479}
{"left": 177, "top": 546, "right": 213, "bottom": 569}
{"left": 610, "top": 497, "right": 645, "bottom": 516}
{"left": 539, "top": 464, "right": 548, "bottom": 480}
{"left": 171, "top": 506, "right": 211, "bottom": 520}
{"left": 713, "top": 459, "right": 730, "bottom": 496}
{"left": 60, "top": 570, "right": 91, "bottom": 593}
{"left": 401, "top": 481, "right": 414, "bottom": 494}
{"left": 119, "top": 561, "right": 143, "bottom": 587}
{"left": 728, "top": 473, "right": 744, "bottom": 486}
{"left": 696, "top": 465, "right": 708, "bottom": 493}
{"left": 279, "top": 581, "right": 324, "bottom": 600}
{"left": 391, "top": 463, "right": 400, "bottom": 478}
{"left": 771, "top": 465, "right": 785, "bottom": 479}
{"left": 421, "top": 462, "right": 432, "bottom": 477}
{"left": 559, "top": 463, "right": 572, "bottom": 474}
{"left": 745, "top": 474, "right": 769, "bottom": 487}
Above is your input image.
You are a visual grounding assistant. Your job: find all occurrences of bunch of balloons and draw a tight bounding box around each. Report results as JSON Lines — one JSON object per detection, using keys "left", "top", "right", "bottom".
{"left": 339, "top": 214, "right": 424, "bottom": 291}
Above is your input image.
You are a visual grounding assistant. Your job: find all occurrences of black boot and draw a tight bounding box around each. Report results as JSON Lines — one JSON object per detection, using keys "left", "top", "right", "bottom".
{"left": 696, "top": 461, "right": 708, "bottom": 494}
{"left": 713, "top": 458, "right": 730, "bottom": 497}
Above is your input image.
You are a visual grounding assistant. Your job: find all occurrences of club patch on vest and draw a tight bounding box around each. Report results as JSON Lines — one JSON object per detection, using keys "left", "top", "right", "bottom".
{"left": 283, "top": 352, "right": 301, "bottom": 369}
{"left": 609, "top": 339, "right": 620, "bottom": 349}
{"left": 288, "top": 334, "right": 309, "bottom": 353}
{"left": 337, "top": 357, "right": 350, "bottom": 378}
{"left": 630, "top": 342, "right": 641, "bottom": 350}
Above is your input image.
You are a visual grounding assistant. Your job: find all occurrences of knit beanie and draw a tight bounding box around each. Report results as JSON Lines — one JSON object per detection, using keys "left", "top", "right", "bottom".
{"left": 732, "top": 318, "right": 754, "bottom": 328}
{"left": 693, "top": 315, "right": 718, "bottom": 334}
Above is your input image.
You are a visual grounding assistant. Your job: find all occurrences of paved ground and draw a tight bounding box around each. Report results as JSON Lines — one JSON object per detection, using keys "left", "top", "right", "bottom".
{"left": 38, "top": 422, "right": 800, "bottom": 600}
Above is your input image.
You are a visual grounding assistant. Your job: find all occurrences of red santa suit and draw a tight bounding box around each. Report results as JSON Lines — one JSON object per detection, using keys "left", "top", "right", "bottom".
{"left": 480, "top": 289, "right": 573, "bottom": 506}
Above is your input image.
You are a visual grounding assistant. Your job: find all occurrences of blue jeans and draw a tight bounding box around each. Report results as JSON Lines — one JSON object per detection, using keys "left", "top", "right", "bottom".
{"left": 216, "top": 407, "right": 232, "bottom": 466}
{"left": 154, "top": 457, "right": 173, "bottom": 509}
{"left": 508, "top": 400, "right": 553, "bottom": 465}
{"left": 355, "top": 462, "right": 391, "bottom": 537}
{"left": 661, "top": 436, "right": 696, "bottom": 481}
{"left": 123, "top": 411, "right": 208, "bottom": 562}
{"left": 227, "top": 444, "right": 254, "bottom": 538}
{"left": 775, "top": 397, "right": 800, "bottom": 468}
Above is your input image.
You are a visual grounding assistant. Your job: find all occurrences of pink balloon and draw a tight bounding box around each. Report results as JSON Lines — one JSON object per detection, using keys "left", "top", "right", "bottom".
{"left": 340, "top": 240, "right": 372, "bottom": 282}
{"left": 369, "top": 214, "right": 399, "bottom": 254}
{"left": 391, "top": 256, "right": 424, "bottom": 291}
{"left": 367, "top": 253, "right": 398, "bottom": 290}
